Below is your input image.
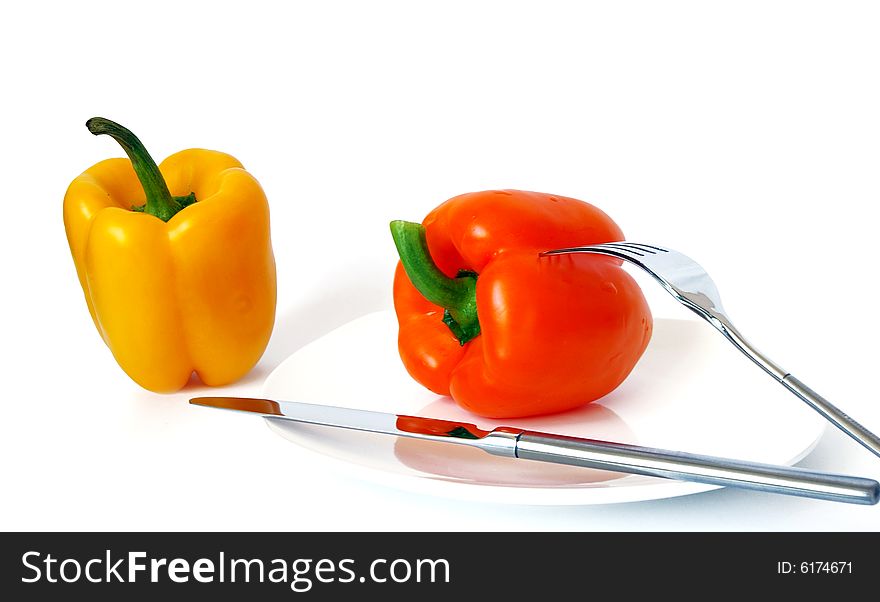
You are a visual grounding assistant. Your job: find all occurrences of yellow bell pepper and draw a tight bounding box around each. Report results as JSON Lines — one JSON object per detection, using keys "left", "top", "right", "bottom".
{"left": 63, "top": 118, "right": 276, "bottom": 392}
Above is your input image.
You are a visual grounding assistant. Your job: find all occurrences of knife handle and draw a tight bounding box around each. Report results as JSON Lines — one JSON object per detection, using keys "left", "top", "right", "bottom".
{"left": 514, "top": 431, "right": 879, "bottom": 505}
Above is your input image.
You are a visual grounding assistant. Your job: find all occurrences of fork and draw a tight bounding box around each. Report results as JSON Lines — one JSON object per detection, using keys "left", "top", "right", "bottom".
{"left": 541, "top": 241, "right": 880, "bottom": 459}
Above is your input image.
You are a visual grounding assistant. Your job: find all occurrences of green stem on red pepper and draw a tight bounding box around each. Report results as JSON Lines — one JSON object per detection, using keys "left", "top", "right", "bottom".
{"left": 390, "top": 220, "right": 480, "bottom": 345}
{"left": 86, "top": 117, "right": 196, "bottom": 222}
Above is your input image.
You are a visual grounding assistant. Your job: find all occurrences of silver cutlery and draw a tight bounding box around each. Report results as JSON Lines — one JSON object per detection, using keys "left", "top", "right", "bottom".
{"left": 190, "top": 396, "right": 879, "bottom": 505}
{"left": 541, "top": 242, "right": 880, "bottom": 459}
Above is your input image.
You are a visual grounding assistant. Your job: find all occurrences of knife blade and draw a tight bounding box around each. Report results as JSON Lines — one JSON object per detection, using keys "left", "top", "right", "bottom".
{"left": 190, "top": 396, "right": 879, "bottom": 505}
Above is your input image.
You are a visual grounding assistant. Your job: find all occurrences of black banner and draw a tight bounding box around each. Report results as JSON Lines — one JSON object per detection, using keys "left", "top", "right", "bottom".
{"left": 1, "top": 532, "right": 875, "bottom": 598}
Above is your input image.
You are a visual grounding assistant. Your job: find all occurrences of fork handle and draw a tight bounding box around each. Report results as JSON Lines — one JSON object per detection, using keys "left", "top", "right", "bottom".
{"left": 711, "top": 315, "right": 880, "bottom": 460}
{"left": 781, "top": 375, "right": 880, "bottom": 459}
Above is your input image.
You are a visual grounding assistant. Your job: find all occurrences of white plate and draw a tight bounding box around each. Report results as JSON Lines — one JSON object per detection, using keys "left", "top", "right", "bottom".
{"left": 262, "top": 310, "right": 825, "bottom": 505}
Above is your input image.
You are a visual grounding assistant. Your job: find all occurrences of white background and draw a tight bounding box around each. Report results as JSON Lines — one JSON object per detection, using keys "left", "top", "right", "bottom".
{"left": 2, "top": 1, "right": 879, "bottom": 530}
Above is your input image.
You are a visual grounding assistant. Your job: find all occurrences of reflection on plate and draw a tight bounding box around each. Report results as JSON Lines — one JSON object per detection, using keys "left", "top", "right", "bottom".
{"left": 262, "top": 311, "right": 825, "bottom": 505}
{"left": 393, "top": 402, "right": 629, "bottom": 487}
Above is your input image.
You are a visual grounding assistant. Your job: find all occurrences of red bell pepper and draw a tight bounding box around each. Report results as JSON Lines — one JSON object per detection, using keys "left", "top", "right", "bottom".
{"left": 391, "top": 189, "right": 652, "bottom": 418}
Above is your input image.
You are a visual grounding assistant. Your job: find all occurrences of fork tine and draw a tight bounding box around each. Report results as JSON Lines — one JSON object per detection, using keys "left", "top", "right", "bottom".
{"left": 610, "top": 242, "right": 669, "bottom": 254}
{"left": 603, "top": 243, "right": 649, "bottom": 256}
{"left": 540, "top": 244, "right": 640, "bottom": 259}
{"left": 540, "top": 242, "right": 657, "bottom": 260}
{"left": 590, "top": 243, "right": 647, "bottom": 257}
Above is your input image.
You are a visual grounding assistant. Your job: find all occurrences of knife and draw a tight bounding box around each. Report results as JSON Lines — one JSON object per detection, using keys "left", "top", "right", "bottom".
{"left": 190, "top": 396, "right": 879, "bottom": 505}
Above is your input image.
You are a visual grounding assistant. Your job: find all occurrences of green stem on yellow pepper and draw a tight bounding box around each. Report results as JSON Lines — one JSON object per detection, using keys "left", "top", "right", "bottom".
{"left": 390, "top": 220, "right": 480, "bottom": 345}
{"left": 86, "top": 117, "right": 196, "bottom": 222}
